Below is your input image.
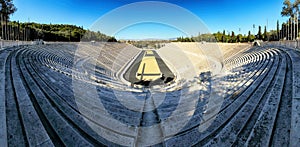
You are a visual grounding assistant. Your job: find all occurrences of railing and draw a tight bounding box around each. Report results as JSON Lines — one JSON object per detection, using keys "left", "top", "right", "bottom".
{"left": 261, "top": 40, "right": 300, "bottom": 51}
{"left": 0, "top": 40, "right": 33, "bottom": 49}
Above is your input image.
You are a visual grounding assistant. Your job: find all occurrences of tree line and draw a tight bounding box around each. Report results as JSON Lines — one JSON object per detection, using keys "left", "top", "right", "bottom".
{"left": 0, "top": 0, "right": 117, "bottom": 42}
{"left": 279, "top": 0, "right": 300, "bottom": 40}
{"left": 0, "top": 21, "right": 117, "bottom": 42}
{"left": 176, "top": 0, "right": 300, "bottom": 43}
{"left": 175, "top": 26, "right": 277, "bottom": 43}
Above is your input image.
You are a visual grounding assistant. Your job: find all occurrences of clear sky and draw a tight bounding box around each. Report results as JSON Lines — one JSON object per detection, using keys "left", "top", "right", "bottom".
{"left": 10, "top": 0, "right": 288, "bottom": 39}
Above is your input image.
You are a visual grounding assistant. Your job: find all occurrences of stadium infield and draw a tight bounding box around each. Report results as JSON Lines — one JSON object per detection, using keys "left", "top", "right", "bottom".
{"left": 136, "top": 51, "right": 161, "bottom": 81}
{"left": 123, "top": 50, "right": 174, "bottom": 86}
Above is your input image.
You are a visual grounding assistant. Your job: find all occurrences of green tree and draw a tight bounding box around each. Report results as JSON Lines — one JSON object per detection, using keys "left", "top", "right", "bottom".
{"left": 268, "top": 30, "right": 279, "bottom": 41}
{"left": 277, "top": 20, "right": 280, "bottom": 40}
{"left": 263, "top": 26, "right": 267, "bottom": 41}
{"left": 247, "top": 31, "right": 251, "bottom": 42}
{"left": 0, "top": 0, "right": 17, "bottom": 40}
{"left": 281, "top": 0, "right": 300, "bottom": 37}
{"left": 282, "top": 0, "right": 293, "bottom": 17}
{"left": 231, "top": 31, "right": 236, "bottom": 43}
{"left": 237, "top": 34, "right": 242, "bottom": 42}
{"left": 222, "top": 30, "right": 226, "bottom": 42}
{"left": 0, "top": 0, "right": 17, "bottom": 21}
{"left": 213, "top": 31, "right": 223, "bottom": 42}
{"left": 282, "top": 22, "right": 287, "bottom": 39}
{"left": 107, "top": 37, "right": 117, "bottom": 42}
{"left": 257, "top": 26, "right": 262, "bottom": 40}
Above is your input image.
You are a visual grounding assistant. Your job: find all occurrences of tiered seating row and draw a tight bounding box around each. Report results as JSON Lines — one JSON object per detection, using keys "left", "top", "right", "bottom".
{"left": 0, "top": 43, "right": 298, "bottom": 146}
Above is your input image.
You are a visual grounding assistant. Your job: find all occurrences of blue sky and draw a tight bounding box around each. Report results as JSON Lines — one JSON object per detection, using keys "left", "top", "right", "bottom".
{"left": 11, "top": 0, "right": 288, "bottom": 39}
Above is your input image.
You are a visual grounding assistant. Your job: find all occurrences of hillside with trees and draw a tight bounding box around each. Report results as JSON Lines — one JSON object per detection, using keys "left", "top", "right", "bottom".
{"left": 0, "top": 0, "right": 116, "bottom": 42}
{"left": 175, "top": 27, "right": 278, "bottom": 43}
{"left": 5, "top": 22, "right": 117, "bottom": 42}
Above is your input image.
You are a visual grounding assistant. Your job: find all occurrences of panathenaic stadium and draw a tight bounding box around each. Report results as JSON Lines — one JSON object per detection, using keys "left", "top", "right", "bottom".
{"left": 0, "top": 41, "right": 300, "bottom": 146}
